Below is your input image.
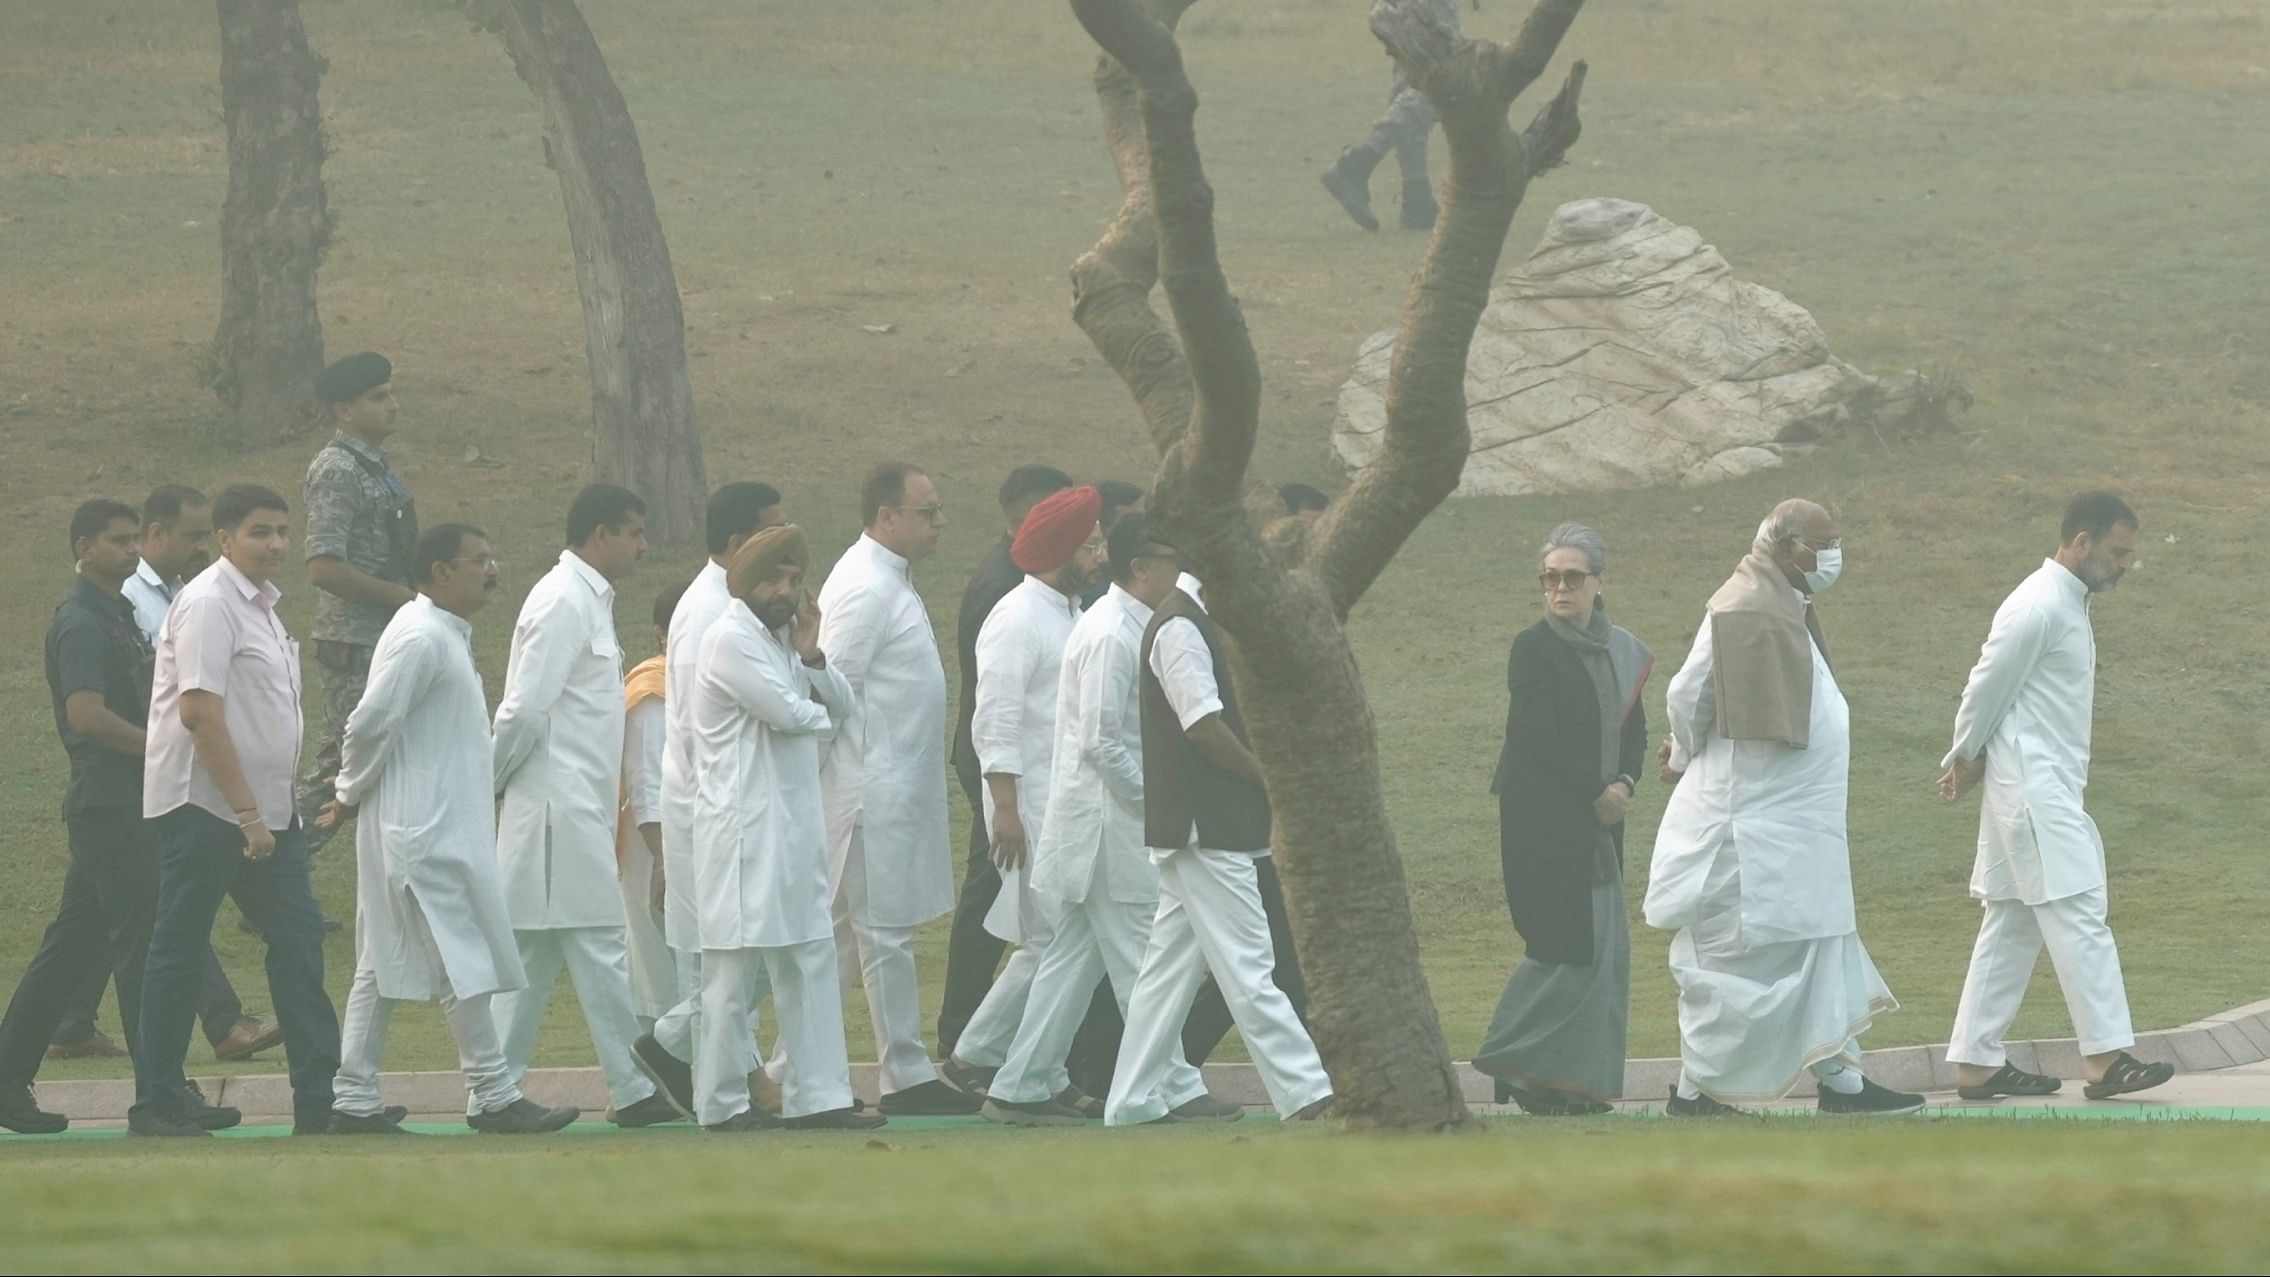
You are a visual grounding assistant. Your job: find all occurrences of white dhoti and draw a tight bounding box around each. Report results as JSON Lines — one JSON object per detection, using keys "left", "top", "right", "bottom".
{"left": 485, "top": 926, "right": 659, "bottom": 1113}
{"left": 695, "top": 941, "right": 852, "bottom": 1125}
{"left": 992, "top": 893, "right": 1195, "bottom": 1106}
{"left": 1668, "top": 850, "right": 1895, "bottom": 1103}
{"left": 1948, "top": 888, "right": 2134, "bottom": 1065}
{"left": 335, "top": 966, "right": 521, "bottom": 1118}
{"left": 1107, "top": 848, "right": 1328, "bottom": 1125}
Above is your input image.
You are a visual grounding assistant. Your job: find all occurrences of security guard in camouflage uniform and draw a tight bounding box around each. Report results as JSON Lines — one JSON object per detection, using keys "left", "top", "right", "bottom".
{"left": 297, "top": 352, "right": 418, "bottom": 855}
{"left": 1319, "top": 0, "right": 1463, "bottom": 234}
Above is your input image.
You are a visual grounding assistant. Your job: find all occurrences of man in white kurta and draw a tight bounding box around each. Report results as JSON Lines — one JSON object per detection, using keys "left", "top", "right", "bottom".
{"left": 690, "top": 525, "right": 884, "bottom": 1132}
{"left": 1107, "top": 570, "right": 1331, "bottom": 1127}
{"left": 949, "top": 487, "right": 1101, "bottom": 1115}
{"left": 1938, "top": 492, "right": 2172, "bottom": 1101}
{"left": 986, "top": 514, "right": 1215, "bottom": 1124}
{"left": 1648, "top": 500, "right": 1920, "bottom": 1115}
{"left": 814, "top": 464, "right": 975, "bottom": 1115}
{"left": 324, "top": 528, "right": 578, "bottom": 1135}
{"left": 633, "top": 484, "right": 788, "bottom": 1101}
{"left": 488, "top": 486, "right": 674, "bottom": 1126}
{"left": 617, "top": 588, "right": 677, "bottom": 1028}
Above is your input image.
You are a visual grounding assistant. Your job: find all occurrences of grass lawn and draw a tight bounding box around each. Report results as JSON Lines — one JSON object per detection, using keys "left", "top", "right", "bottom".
{"left": 2, "top": 0, "right": 2267, "bottom": 1090}
{"left": 5, "top": 1117, "right": 2270, "bottom": 1272}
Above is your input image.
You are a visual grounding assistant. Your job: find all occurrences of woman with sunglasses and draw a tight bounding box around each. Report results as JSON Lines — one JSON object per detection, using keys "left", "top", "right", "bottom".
{"left": 1475, "top": 523, "right": 1652, "bottom": 1116}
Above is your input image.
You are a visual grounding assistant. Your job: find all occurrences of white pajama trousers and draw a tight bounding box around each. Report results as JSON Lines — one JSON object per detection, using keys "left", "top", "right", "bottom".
{"left": 832, "top": 846, "right": 940, "bottom": 1096}
{"left": 334, "top": 966, "right": 520, "bottom": 1117}
{"left": 1948, "top": 888, "right": 2135, "bottom": 1065}
{"left": 992, "top": 894, "right": 1199, "bottom": 1107}
{"left": 652, "top": 947, "right": 774, "bottom": 1070}
{"left": 617, "top": 843, "right": 677, "bottom": 1027}
{"left": 694, "top": 941, "right": 853, "bottom": 1125}
{"left": 1107, "top": 848, "right": 1330, "bottom": 1125}
{"left": 956, "top": 891, "right": 1066, "bottom": 1080}
{"left": 483, "top": 926, "right": 659, "bottom": 1112}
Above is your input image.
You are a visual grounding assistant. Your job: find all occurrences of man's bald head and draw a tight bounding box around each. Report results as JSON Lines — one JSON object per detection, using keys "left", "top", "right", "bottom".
{"left": 1753, "top": 498, "right": 1839, "bottom": 591}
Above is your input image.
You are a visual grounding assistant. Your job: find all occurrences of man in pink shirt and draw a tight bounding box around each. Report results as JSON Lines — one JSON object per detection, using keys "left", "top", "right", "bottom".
{"left": 131, "top": 484, "right": 340, "bottom": 1137}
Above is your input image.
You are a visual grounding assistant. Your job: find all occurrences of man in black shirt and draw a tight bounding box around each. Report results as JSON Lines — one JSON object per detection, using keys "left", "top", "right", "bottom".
{"left": 1, "top": 501, "right": 165, "bottom": 1134}
{"left": 937, "top": 464, "right": 1073, "bottom": 1056}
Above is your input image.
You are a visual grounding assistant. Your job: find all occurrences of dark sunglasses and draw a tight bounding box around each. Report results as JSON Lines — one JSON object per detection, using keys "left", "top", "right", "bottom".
{"left": 1538, "top": 569, "right": 1596, "bottom": 591}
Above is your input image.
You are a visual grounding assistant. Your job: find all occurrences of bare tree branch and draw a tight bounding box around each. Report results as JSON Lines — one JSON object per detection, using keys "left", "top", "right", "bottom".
{"left": 1309, "top": 1, "right": 1587, "bottom": 616}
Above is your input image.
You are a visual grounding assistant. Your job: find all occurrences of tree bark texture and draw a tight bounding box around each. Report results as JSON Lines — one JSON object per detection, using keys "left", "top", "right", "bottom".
{"left": 208, "top": 0, "right": 330, "bottom": 445}
{"left": 1067, "top": 0, "right": 1588, "bottom": 1130}
{"left": 498, "top": 0, "right": 706, "bottom": 545}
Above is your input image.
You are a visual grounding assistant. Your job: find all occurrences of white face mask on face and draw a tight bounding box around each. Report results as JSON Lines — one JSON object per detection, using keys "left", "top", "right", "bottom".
{"left": 1803, "top": 545, "right": 1843, "bottom": 595}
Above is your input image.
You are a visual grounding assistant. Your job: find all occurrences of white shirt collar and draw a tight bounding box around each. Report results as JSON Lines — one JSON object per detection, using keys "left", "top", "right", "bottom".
{"left": 133, "top": 558, "right": 174, "bottom": 595}
{"left": 1107, "top": 583, "right": 1154, "bottom": 627}
{"left": 561, "top": 548, "right": 615, "bottom": 600}
{"left": 215, "top": 556, "right": 282, "bottom": 608}
{"left": 1175, "top": 572, "right": 1206, "bottom": 612}
{"left": 858, "top": 532, "right": 911, "bottom": 579}
{"left": 1022, "top": 574, "right": 1080, "bottom": 619}
{"left": 417, "top": 593, "right": 475, "bottom": 642}
{"left": 2043, "top": 557, "right": 2088, "bottom": 601}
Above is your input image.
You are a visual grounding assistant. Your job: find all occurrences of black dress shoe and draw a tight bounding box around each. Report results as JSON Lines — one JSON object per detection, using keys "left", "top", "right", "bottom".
{"left": 629, "top": 1034, "right": 697, "bottom": 1121}
{"left": 878, "top": 1079, "right": 983, "bottom": 1116}
{"left": 0, "top": 1087, "right": 68, "bottom": 1135}
{"left": 468, "top": 1098, "right": 580, "bottom": 1135}
{"left": 1665, "top": 1086, "right": 1752, "bottom": 1118}
{"left": 784, "top": 1106, "right": 888, "bottom": 1131}
{"left": 1170, "top": 1093, "right": 1243, "bottom": 1122}
{"left": 179, "top": 1098, "right": 243, "bottom": 1131}
{"left": 1818, "top": 1077, "right": 1926, "bottom": 1116}
{"left": 705, "top": 1109, "right": 782, "bottom": 1134}
{"left": 127, "top": 1109, "right": 213, "bottom": 1138}
{"left": 609, "top": 1093, "right": 685, "bottom": 1128}
{"left": 328, "top": 1110, "right": 414, "bottom": 1135}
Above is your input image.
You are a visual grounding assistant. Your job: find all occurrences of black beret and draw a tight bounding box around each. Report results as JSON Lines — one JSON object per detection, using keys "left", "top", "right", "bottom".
{"left": 315, "top": 351, "right": 393, "bottom": 403}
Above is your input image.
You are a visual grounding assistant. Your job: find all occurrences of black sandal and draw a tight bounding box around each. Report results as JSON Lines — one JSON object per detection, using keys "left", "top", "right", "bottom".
{"left": 2083, "top": 1052, "right": 2175, "bottom": 1100}
{"left": 1956, "top": 1063, "right": 2063, "bottom": 1100}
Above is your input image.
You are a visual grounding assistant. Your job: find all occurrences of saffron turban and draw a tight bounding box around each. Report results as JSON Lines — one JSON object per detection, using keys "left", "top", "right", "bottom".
{"left": 315, "top": 351, "right": 392, "bottom": 403}
{"left": 727, "top": 523, "right": 810, "bottom": 597}
{"left": 1012, "top": 485, "right": 1102, "bottom": 574}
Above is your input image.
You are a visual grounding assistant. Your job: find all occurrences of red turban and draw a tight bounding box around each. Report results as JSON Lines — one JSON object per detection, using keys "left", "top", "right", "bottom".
{"left": 1011, "top": 485, "right": 1102, "bottom": 575}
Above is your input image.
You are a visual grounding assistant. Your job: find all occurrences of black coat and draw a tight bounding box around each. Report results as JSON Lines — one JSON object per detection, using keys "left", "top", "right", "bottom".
{"left": 1490, "top": 619, "right": 1648, "bottom": 965}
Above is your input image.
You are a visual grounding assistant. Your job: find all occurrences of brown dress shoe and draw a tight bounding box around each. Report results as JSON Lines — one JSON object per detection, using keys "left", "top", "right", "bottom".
{"left": 212, "top": 1016, "right": 285, "bottom": 1062}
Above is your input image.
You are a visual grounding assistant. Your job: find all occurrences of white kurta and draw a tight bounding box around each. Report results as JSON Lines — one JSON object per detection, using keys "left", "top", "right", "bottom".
{"left": 661, "top": 559, "right": 733, "bottom": 953}
{"left": 691, "top": 602, "right": 856, "bottom": 951}
{"left": 817, "top": 534, "right": 954, "bottom": 929}
{"left": 492, "top": 550, "right": 628, "bottom": 929}
{"left": 1648, "top": 597, "right": 1894, "bottom": 1102}
{"left": 972, "top": 575, "right": 1079, "bottom": 943}
{"left": 1647, "top": 606, "right": 1856, "bottom": 945}
{"left": 1942, "top": 559, "right": 2105, "bottom": 905}
{"left": 334, "top": 596, "right": 524, "bottom": 1002}
{"left": 1030, "top": 584, "right": 1157, "bottom": 907}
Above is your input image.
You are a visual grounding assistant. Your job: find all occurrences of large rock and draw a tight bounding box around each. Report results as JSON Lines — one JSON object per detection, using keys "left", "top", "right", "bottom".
{"left": 1334, "top": 198, "right": 1881, "bottom": 497}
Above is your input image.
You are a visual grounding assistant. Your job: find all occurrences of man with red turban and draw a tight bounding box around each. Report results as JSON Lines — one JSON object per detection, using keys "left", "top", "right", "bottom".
{"left": 945, "top": 487, "right": 1109, "bottom": 1121}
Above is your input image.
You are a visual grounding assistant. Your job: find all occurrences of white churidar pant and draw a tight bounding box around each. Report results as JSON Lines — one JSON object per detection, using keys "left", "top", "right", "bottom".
{"left": 1106, "top": 848, "right": 1329, "bottom": 1125}
{"left": 335, "top": 966, "right": 520, "bottom": 1117}
{"left": 483, "top": 925, "right": 658, "bottom": 1113}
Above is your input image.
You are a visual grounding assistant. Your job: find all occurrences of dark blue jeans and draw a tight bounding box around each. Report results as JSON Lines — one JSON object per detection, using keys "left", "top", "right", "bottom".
{"left": 131, "top": 806, "right": 338, "bottom": 1121}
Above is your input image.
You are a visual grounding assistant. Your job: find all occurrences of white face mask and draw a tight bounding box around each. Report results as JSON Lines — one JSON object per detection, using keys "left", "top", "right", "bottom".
{"left": 1803, "top": 545, "right": 1843, "bottom": 595}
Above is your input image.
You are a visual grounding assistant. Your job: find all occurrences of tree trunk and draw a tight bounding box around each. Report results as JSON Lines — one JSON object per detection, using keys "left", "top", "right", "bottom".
{"left": 208, "top": 0, "right": 330, "bottom": 446}
{"left": 1067, "top": 0, "right": 1589, "bottom": 1130}
{"left": 497, "top": 0, "right": 705, "bottom": 545}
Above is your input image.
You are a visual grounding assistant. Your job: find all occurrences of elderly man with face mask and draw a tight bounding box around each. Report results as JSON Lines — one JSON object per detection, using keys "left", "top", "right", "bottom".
{"left": 1937, "top": 491, "right": 2173, "bottom": 1104}
{"left": 688, "top": 525, "right": 881, "bottom": 1133}
{"left": 1648, "top": 499, "right": 1923, "bottom": 1117}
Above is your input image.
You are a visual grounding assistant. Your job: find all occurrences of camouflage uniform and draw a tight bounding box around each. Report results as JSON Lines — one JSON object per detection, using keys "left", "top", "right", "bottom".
{"left": 1320, "top": 0, "right": 1462, "bottom": 231}
{"left": 297, "top": 432, "right": 417, "bottom": 851}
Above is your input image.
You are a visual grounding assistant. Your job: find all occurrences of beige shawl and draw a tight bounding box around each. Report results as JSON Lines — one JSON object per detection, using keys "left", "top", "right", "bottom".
{"left": 1704, "top": 552, "right": 1814, "bottom": 748}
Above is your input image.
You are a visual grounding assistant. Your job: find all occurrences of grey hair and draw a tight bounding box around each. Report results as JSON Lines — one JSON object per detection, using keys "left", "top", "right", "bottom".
{"left": 1539, "top": 521, "right": 1608, "bottom": 576}
{"left": 1751, "top": 499, "right": 1827, "bottom": 557}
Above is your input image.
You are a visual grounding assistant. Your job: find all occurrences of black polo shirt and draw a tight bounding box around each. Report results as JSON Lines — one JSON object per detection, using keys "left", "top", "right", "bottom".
{"left": 45, "top": 574, "right": 153, "bottom": 815}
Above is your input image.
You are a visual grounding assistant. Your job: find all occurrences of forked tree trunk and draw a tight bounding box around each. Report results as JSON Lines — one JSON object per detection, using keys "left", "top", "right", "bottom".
{"left": 1068, "top": 0, "right": 1589, "bottom": 1130}
{"left": 208, "top": 0, "right": 330, "bottom": 445}
{"left": 498, "top": 0, "right": 705, "bottom": 545}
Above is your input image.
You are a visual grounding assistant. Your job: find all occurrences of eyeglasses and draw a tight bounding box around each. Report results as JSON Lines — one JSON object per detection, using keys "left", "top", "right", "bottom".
{"left": 1538, "top": 568, "right": 1596, "bottom": 591}
{"left": 447, "top": 556, "right": 501, "bottom": 570}
{"left": 1802, "top": 537, "right": 1842, "bottom": 553}
{"left": 896, "top": 503, "right": 947, "bottom": 523}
